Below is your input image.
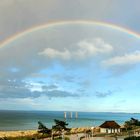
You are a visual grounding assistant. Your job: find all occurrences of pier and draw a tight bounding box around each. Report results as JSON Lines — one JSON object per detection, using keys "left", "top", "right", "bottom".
{"left": 64, "top": 112, "right": 67, "bottom": 119}
{"left": 64, "top": 111, "right": 78, "bottom": 119}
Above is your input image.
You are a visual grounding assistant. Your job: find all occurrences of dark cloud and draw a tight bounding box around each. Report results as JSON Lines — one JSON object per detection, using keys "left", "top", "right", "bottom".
{"left": 42, "top": 84, "right": 58, "bottom": 90}
{"left": 95, "top": 90, "right": 113, "bottom": 98}
{"left": 51, "top": 74, "right": 78, "bottom": 83}
{"left": 63, "top": 75, "right": 76, "bottom": 82}
{"left": 0, "top": 80, "right": 80, "bottom": 99}
{"left": 43, "top": 90, "right": 79, "bottom": 98}
{"left": 29, "top": 73, "right": 48, "bottom": 78}
{"left": 79, "top": 80, "right": 91, "bottom": 88}
{"left": 95, "top": 87, "right": 122, "bottom": 98}
{"left": 0, "top": 80, "right": 40, "bottom": 98}
{"left": 77, "top": 89, "right": 86, "bottom": 93}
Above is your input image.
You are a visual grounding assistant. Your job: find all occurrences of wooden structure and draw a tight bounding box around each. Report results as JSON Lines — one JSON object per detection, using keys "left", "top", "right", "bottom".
{"left": 99, "top": 121, "right": 121, "bottom": 134}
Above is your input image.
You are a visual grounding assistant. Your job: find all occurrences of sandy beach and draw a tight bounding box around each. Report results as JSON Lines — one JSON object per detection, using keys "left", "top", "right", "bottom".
{"left": 0, "top": 130, "right": 37, "bottom": 138}
{"left": 0, "top": 127, "right": 93, "bottom": 138}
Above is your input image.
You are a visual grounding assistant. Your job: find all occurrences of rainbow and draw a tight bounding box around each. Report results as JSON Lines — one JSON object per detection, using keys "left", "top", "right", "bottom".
{"left": 0, "top": 20, "right": 140, "bottom": 48}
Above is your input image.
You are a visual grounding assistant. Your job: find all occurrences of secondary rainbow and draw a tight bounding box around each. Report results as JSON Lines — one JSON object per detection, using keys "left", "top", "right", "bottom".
{"left": 0, "top": 20, "right": 140, "bottom": 48}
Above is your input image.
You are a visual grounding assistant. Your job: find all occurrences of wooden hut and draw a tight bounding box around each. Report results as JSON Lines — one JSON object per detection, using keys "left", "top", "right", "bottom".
{"left": 99, "top": 121, "right": 120, "bottom": 133}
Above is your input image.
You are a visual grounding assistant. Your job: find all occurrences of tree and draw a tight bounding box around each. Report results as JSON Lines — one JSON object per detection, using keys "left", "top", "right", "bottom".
{"left": 124, "top": 118, "right": 140, "bottom": 130}
{"left": 124, "top": 121, "right": 132, "bottom": 131}
{"left": 52, "top": 119, "right": 69, "bottom": 131}
{"left": 38, "top": 121, "right": 51, "bottom": 135}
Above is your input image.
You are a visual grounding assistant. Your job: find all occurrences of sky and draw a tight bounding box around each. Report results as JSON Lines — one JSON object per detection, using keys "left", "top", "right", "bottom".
{"left": 0, "top": 0, "right": 140, "bottom": 112}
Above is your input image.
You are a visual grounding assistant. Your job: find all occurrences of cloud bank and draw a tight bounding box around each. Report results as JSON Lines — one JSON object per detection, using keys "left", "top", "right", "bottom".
{"left": 39, "top": 38, "right": 113, "bottom": 60}
{"left": 102, "top": 51, "right": 140, "bottom": 66}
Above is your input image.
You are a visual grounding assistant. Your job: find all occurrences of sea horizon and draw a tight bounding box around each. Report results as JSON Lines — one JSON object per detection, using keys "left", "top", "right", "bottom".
{"left": 1, "top": 109, "right": 140, "bottom": 114}
{"left": 0, "top": 110, "right": 140, "bottom": 131}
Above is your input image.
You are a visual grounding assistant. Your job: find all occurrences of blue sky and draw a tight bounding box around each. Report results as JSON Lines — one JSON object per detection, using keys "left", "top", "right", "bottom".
{"left": 0, "top": 0, "right": 140, "bottom": 112}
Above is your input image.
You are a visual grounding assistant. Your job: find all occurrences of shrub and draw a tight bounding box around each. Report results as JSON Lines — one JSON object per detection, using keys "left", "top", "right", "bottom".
{"left": 124, "top": 136, "right": 140, "bottom": 140}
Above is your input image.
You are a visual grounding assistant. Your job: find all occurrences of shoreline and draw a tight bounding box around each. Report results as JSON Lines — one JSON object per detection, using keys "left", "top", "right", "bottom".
{"left": 0, "top": 127, "right": 93, "bottom": 138}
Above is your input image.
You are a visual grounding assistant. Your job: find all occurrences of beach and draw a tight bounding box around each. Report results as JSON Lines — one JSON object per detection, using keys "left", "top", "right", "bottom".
{"left": 0, "top": 127, "right": 89, "bottom": 138}
{"left": 0, "top": 130, "right": 37, "bottom": 138}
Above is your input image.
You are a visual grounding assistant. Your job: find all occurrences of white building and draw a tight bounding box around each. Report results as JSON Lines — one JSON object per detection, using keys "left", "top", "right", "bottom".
{"left": 100, "top": 121, "right": 121, "bottom": 134}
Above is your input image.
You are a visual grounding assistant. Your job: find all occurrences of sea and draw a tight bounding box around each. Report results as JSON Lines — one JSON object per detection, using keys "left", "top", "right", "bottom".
{"left": 0, "top": 110, "right": 140, "bottom": 131}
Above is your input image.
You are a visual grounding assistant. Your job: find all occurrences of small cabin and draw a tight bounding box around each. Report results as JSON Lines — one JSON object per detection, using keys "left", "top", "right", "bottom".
{"left": 99, "top": 121, "right": 121, "bottom": 134}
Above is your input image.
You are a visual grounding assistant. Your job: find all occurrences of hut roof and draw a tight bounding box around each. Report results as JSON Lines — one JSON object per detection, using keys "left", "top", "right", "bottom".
{"left": 99, "top": 121, "right": 120, "bottom": 129}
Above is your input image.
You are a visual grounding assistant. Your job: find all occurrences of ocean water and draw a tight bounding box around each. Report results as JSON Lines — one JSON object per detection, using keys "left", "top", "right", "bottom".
{"left": 0, "top": 110, "right": 140, "bottom": 131}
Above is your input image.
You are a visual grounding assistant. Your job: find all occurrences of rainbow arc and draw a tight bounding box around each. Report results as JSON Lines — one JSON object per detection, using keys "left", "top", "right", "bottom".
{"left": 0, "top": 20, "right": 140, "bottom": 48}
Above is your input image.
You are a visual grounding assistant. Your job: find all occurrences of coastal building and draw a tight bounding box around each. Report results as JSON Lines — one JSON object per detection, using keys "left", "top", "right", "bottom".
{"left": 99, "top": 121, "right": 121, "bottom": 133}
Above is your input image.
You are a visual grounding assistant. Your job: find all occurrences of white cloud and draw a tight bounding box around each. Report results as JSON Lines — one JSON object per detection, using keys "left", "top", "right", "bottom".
{"left": 25, "top": 82, "right": 44, "bottom": 92}
{"left": 77, "top": 38, "right": 113, "bottom": 57}
{"left": 39, "top": 48, "right": 71, "bottom": 60}
{"left": 102, "top": 51, "right": 140, "bottom": 67}
{"left": 39, "top": 38, "right": 113, "bottom": 60}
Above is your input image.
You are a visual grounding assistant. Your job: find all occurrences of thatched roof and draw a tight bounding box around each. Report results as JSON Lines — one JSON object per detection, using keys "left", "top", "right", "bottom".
{"left": 100, "top": 121, "right": 120, "bottom": 129}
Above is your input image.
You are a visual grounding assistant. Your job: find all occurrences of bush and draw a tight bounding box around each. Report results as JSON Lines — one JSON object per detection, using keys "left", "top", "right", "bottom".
{"left": 124, "top": 136, "right": 140, "bottom": 140}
